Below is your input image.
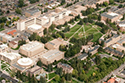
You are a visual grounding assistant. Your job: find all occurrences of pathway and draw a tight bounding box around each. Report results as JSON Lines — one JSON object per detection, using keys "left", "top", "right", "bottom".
{"left": 67, "top": 25, "right": 83, "bottom": 42}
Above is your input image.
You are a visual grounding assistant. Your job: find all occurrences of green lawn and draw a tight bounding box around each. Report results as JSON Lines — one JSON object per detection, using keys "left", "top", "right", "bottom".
{"left": 92, "top": 32, "right": 102, "bottom": 42}
{"left": 72, "top": 79, "right": 79, "bottom": 83}
{"left": 84, "top": 24, "right": 92, "bottom": 31}
{"left": 65, "top": 24, "right": 81, "bottom": 38}
{"left": 85, "top": 28, "right": 98, "bottom": 36}
{"left": 49, "top": 73, "right": 56, "bottom": 80}
{"left": 0, "top": 28, "right": 4, "bottom": 31}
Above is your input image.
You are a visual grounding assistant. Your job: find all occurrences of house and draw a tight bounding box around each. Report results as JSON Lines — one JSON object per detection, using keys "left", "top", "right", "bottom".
{"left": 101, "top": 11, "right": 123, "bottom": 23}
{"left": 57, "top": 62, "right": 73, "bottom": 74}
{"left": 77, "top": 53, "right": 88, "bottom": 60}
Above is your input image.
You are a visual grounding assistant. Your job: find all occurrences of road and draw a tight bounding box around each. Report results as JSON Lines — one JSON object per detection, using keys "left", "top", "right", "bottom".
{"left": 97, "top": 62, "right": 125, "bottom": 83}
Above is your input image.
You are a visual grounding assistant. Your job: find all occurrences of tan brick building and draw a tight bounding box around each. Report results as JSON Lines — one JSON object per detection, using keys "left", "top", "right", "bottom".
{"left": 101, "top": 12, "right": 123, "bottom": 23}
{"left": 19, "top": 41, "right": 45, "bottom": 57}
{"left": 45, "top": 38, "right": 67, "bottom": 50}
{"left": 57, "top": 62, "right": 73, "bottom": 74}
{"left": 40, "top": 50, "right": 64, "bottom": 65}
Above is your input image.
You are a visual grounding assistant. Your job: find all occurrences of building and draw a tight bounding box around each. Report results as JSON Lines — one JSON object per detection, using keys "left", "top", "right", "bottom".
{"left": 0, "top": 44, "right": 8, "bottom": 53}
{"left": 0, "top": 32, "right": 15, "bottom": 43}
{"left": 57, "top": 62, "right": 73, "bottom": 73}
{"left": 0, "top": 52, "right": 21, "bottom": 64}
{"left": 17, "top": 7, "right": 72, "bottom": 32}
{"left": 88, "top": 45, "right": 100, "bottom": 55}
{"left": 40, "top": 50, "right": 64, "bottom": 65}
{"left": 77, "top": 53, "right": 88, "bottom": 60}
{"left": 26, "top": 24, "right": 44, "bottom": 37}
{"left": 104, "top": 76, "right": 121, "bottom": 83}
{"left": 105, "top": 47, "right": 124, "bottom": 57}
{"left": 45, "top": 38, "right": 67, "bottom": 50}
{"left": 112, "top": 44, "right": 125, "bottom": 53}
{"left": 12, "top": 58, "right": 34, "bottom": 72}
{"left": 25, "top": 8, "right": 41, "bottom": 17}
{"left": 117, "top": 20, "right": 125, "bottom": 32}
{"left": 9, "top": 41, "right": 18, "bottom": 49}
{"left": 19, "top": 41, "right": 45, "bottom": 57}
{"left": 101, "top": 12, "right": 123, "bottom": 23}
{"left": 27, "top": 66, "right": 45, "bottom": 76}
{"left": 99, "top": 32, "right": 120, "bottom": 47}
{"left": 73, "top": 5, "right": 87, "bottom": 16}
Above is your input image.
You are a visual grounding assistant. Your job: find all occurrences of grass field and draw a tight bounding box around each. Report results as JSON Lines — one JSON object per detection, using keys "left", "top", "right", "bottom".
{"left": 65, "top": 24, "right": 81, "bottom": 38}
{"left": 92, "top": 32, "right": 102, "bottom": 42}
{"left": 49, "top": 73, "right": 56, "bottom": 80}
{"left": 64, "top": 23, "right": 103, "bottom": 42}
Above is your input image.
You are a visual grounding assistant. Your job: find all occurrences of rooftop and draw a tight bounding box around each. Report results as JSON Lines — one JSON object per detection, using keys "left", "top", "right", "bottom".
{"left": 20, "top": 41, "right": 44, "bottom": 51}
{"left": 58, "top": 62, "right": 73, "bottom": 70}
{"left": 101, "top": 12, "right": 119, "bottom": 19}
{"left": 78, "top": 53, "right": 88, "bottom": 60}
{"left": 0, "top": 52, "right": 21, "bottom": 60}
{"left": 41, "top": 50, "right": 64, "bottom": 61}
{"left": 26, "top": 8, "right": 40, "bottom": 15}
{"left": 28, "top": 24, "right": 42, "bottom": 30}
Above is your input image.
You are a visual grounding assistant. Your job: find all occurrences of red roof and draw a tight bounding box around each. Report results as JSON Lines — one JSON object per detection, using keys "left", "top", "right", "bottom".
{"left": 107, "top": 78, "right": 115, "bottom": 83}
{"left": 7, "top": 30, "right": 16, "bottom": 35}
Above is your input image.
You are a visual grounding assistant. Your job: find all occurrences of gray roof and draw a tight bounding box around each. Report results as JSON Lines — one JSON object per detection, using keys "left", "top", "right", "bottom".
{"left": 89, "top": 45, "right": 99, "bottom": 53}
{"left": 105, "top": 47, "right": 123, "bottom": 56}
{"left": 12, "top": 63, "right": 25, "bottom": 71}
{"left": 118, "top": 20, "right": 125, "bottom": 24}
{"left": 26, "top": 8, "right": 39, "bottom": 15}
{"left": 101, "top": 12, "right": 118, "bottom": 19}
{"left": 78, "top": 53, "right": 88, "bottom": 60}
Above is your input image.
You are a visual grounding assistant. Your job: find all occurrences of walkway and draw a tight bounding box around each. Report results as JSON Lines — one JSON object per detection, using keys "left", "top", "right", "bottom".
{"left": 67, "top": 25, "right": 83, "bottom": 42}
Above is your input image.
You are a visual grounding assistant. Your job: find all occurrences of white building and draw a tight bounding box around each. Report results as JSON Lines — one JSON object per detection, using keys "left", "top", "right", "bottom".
{"left": 0, "top": 52, "right": 21, "bottom": 64}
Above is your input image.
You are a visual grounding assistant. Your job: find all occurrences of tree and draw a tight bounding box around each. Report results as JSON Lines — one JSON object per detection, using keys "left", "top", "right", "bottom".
{"left": 6, "top": 10, "right": 10, "bottom": 14}
{"left": 40, "top": 76, "right": 46, "bottom": 83}
{"left": 54, "top": 75, "right": 60, "bottom": 82}
{"left": 37, "top": 60, "right": 42, "bottom": 67}
{"left": 43, "top": 28, "right": 47, "bottom": 34}
{"left": 15, "top": 8, "right": 22, "bottom": 14}
{"left": 78, "top": 19, "right": 83, "bottom": 25}
{"left": 109, "top": 0, "right": 114, "bottom": 4}
{"left": 60, "top": 77, "right": 65, "bottom": 83}
{"left": 103, "top": 2, "right": 108, "bottom": 6}
{"left": 65, "top": 73, "right": 72, "bottom": 81}
{"left": 98, "top": 14, "right": 101, "bottom": 21}
{"left": 95, "top": 55, "right": 101, "bottom": 65}
{"left": 47, "top": 64, "right": 53, "bottom": 72}
{"left": 18, "top": 0, "right": 24, "bottom": 7}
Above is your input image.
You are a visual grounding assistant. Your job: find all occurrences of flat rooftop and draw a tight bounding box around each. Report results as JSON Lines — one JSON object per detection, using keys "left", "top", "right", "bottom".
{"left": 20, "top": 41, "right": 44, "bottom": 51}
{"left": 0, "top": 52, "right": 21, "bottom": 60}
{"left": 28, "top": 24, "right": 42, "bottom": 30}
{"left": 101, "top": 12, "right": 119, "bottom": 19}
{"left": 41, "top": 50, "right": 63, "bottom": 61}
